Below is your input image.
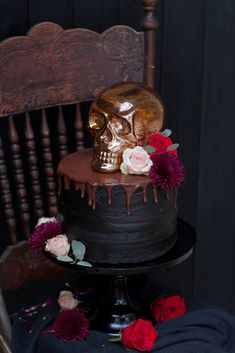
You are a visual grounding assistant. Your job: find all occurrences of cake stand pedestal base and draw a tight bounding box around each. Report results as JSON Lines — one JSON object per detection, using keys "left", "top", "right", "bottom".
{"left": 92, "top": 275, "right": 137, "bottom": 336}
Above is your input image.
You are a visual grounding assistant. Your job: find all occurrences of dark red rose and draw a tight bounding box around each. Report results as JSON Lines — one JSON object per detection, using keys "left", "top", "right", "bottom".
{"left": 29, "top": 221, "right": 62, "bottom": 250}
{"left": 149, "top": 152, "right": 185, "bottom": 191}
{"left": 51, "top": 308, "right": 89, "bottom": 341}
{"left": 121, "top": 319, "right": 158, "bottom": 352}
{"left": 148, "top": 133, "right": 178, "bottom": 156}
{"left": 151, "top": 295, "right": 186, "bottom": 323}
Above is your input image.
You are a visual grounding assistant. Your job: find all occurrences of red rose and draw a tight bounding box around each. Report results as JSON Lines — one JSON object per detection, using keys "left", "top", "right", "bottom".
{"left": 148, "top": 133, "right": 178, "bottom": 156}
{"left": 121, "top": 319, "right": 158, "bottom": 352}
{"left": 151, "top": 295, "right": 186, "bottom": 323}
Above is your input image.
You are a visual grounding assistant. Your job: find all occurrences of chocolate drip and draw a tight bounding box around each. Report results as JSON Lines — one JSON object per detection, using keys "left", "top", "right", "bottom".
{"left": 124, "top": 185, "right": 139, "bottom": 216}
{"left": 75, "top": 182, "right": 85, "bottom": 198}
{"left": 87, "top": 184, "right": 92, "bottom": 206}
{"left": 64, "top": 176, "right": 70, "bottom": 190}
{"left": 106, "top": 185, "right": 113, "bottom": 205}
{"left": 152, "top": 186, "right": 158, "bottom": 203}
{"left": 57, "top": 149, "right": 178, "bottom": 214}
{"left": 91, "top": 185, "right": 97, "bottom": 210}
{"left": 143, "top": 186, "right": 147, "bottom": 203}
{"left": 60, "top": 175, "right": 160, "bottom": 214}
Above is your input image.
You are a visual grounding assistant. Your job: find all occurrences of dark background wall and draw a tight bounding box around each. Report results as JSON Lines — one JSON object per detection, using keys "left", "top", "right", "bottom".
{"left": 0, "top": 0, "right": 234, "bottom": 313}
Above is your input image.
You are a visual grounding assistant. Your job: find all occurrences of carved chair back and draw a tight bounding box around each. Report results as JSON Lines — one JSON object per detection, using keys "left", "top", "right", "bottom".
{"left": 0, "top": 1, "right": 159, "bottom": 350}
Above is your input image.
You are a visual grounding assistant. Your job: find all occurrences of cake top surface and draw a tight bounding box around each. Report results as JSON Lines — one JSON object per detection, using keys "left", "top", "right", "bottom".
{"left": 58, "top": 148, "right": 152, "bottom": 187}
{"left": 58, "top": 148, "right": 158, "bottom": 214}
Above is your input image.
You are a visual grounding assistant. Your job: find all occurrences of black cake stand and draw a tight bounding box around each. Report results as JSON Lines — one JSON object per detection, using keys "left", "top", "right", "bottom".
{"left": 50, "top": 219, "right": 195, "bottom": 335}
{"left": 83, "top": 218, "right": 195, "bottom": 335}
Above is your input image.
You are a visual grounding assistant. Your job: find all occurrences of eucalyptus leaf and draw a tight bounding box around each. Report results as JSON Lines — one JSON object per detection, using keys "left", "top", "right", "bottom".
{"left": 143, "top": 145, "right": 156, "bottom": 153}
{"left": 57, "top": 255, "right": 73, "bottom": 262}
{"left": 71, "top": 240, "right": 86, "bottom": 260}
{"left": 167, "top": 143, "right": 179, "bottom": 151}
{"left": 108, "top": 337, "right": 122, "bottom": 342}
{"left": 160, "top": 129, "right": 172, "bottom": 137}
{"left": 76, "top": 260, "right": 92, "bottom": 267}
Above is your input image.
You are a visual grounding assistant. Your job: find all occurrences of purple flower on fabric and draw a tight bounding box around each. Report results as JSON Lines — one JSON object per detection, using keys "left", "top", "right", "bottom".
{"left": 29, "top": 221, "right": 62, "bottom": 250}
{"left": 47, "top": 308, "right": 89, "bottom": 342}
{"left": 150, "top": 152, "right": 185, "bottom": 191}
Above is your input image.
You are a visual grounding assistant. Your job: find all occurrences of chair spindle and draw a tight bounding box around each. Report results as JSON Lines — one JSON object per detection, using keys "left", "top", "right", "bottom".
{"left": 25, "top": 112, "right": 44, "bottom": 219}
{"left": 141, "top": 0, "right": 159, "bottom": 89}
{"left": 57, "top": 106, "right": 68, "bottom": 159}
{"left": 0, "top": 137, "right": 17, "bottom": 244}
{"left": 41, "top": 109, "right": 57, "bottom": 216}
{"left": 74, "top": 103, "right": 84, "bottom": 150}
{"left": 9, "top": 116, "right": 30, "bottom": 237}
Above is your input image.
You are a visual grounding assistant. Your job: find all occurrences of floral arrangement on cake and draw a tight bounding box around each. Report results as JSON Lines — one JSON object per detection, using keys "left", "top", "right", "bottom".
{"left": 29, "top": 217, "right": 92, "bottom": 267}
{"left": 120, "top": 129, "right": 185, "bottom": 191}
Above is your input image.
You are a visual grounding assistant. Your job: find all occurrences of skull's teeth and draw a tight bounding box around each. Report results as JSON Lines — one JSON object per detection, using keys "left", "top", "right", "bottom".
{"left": 97, "top": 151, "right": 117, "bottom": 163}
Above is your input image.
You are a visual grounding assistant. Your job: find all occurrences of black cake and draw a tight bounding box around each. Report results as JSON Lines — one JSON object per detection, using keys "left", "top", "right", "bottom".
{"left": 58, "top": 148, "right": 177, "bottom": 265}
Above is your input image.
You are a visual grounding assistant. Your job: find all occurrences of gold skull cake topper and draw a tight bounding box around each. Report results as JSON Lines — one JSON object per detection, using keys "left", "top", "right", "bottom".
{"left": 88, "top": 81, "right": 164, "bottom": 172}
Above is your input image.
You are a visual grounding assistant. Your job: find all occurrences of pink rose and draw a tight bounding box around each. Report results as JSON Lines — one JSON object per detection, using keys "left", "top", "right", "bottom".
{"left": 45, "top": 234, "right": 70, "bottom": 257}
{"left": 58, "top": 290, "right": 78, "bottom": 310}
{"left": 120, "top": 146, "right": 153, "bottom": 175}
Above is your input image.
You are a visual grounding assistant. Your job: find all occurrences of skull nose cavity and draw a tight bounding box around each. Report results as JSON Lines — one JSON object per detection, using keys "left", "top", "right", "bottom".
{"left": 100, "top": 128, "right": 112, "bottom": 143}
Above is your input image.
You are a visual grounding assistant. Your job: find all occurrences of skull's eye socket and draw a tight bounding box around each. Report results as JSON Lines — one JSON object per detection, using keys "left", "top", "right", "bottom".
{"left": 89, "top": 112, "right": 105, "bottom": 130}
{"left": 111, "top": 116, "right": 131, "bottom": 135}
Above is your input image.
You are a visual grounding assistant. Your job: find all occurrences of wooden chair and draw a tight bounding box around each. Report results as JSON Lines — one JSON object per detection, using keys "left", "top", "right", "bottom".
{"left": 0, "top": 1, "right": 159, "bottom": 351}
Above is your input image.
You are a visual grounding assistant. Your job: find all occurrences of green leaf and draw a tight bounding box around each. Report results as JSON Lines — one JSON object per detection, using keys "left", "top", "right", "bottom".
{"left": 71, "top": 240, "right": 86, "bottom": 260}
{"left": 167, "top": 143, "right": 179, "bottom": 151}
{"left": 108, "top": 337, "right": 122, "bottom": 342}
{"left": 143, "top": 145, "right": 156, "bottom": 153}
{"left": 160, "top": 129, "right": 172, "bottom": 137}
{"left": 57, "top": 255, "right": 73, "bottom": 262}
{"left": 76, "top": 260, "right": 92, "bottom": 267}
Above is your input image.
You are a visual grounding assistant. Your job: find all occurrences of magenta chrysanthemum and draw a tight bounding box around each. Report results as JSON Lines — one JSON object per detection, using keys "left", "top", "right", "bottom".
{"left": 29, "top": 222, "right": 62, "bottom": 250}
{"left": 52, "top": 308, "right": 89, "bottom": 341}
{"left": 150, "top": 152, "right": 185, "bottom": 191}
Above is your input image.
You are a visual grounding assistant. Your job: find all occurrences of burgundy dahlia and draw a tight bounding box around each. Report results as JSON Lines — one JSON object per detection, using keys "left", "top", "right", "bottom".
{"left": 52, "top": 308, "right": 89, "bottom": 341}
{"left": 29, "top": 221, "right": 62, "bottom": 250}
{"left": 150, "top": 152, "right": 185, "bottom": 191}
